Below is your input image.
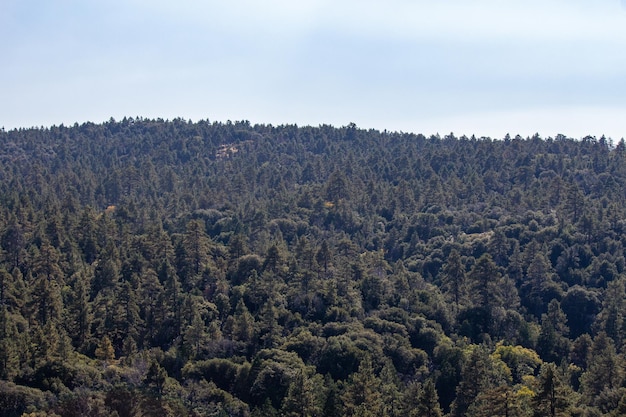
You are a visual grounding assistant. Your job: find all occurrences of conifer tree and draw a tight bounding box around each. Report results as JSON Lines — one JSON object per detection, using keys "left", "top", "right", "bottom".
{"left": 95, "top": 335, "right": 115, "bottom": 363}
{"left": 66, "top": 269, "right": 92, "bottom": 351}
{"left": 183, "top": 309, "right": 208, "bottom": 359}
{"left": 259, "top": 299, "right": 283, "bottom": 349}
{"left": 322, "top": 373, "right": 342, "bottom": 417}
{"left": 537, "top": 300, "right": 570, "bottom": 363}
{"left": 181, "top": 219, "right": 212, "bottom": 288}
{"left": 160, "top": 259, "right": 183, "bottom": 328}
{"left": 0, "top": 306, "right": 19, "bottom": 379}
{"left": 379, "top": 360, "right": 402, "bottom": 417}
{"left": 466, "top": 386, "right": 522, "bottom": 417}
{"left": 415, "top": 380, "right": 443, "bottom": 417}
{"left": 521, "top": 253, "right": 560, "bottom": 318}
{"left": 280, "top": 370, "right": 322, "bottom": 417}
{"left": 341, "top": 356, "right": 383, "bottom": 417}
{"left": 580, "top": 332, "right": 622, "bottom": 404}
{"left": 29, "top": 272, "right": 63, "bottom": 326}
{"left": 532, "top": 363, "right": 571, "bottom": 417}
{"left": 0, "top": 267, "right": 19, "bottom": 312}
{"left": 468, "top": 254, "right": 502, "bottom": 313}
{"left": 114, "top": 280, "right": 141, "bottom": 351}
{"left": 451, "top": 345, "right": 508, "bottom": 417}
{"left": 232, "top": 299, "right": 256, "bottom": 344}
{"left": 145, "top": 360, "right": 167, "bottom": 400}
{"left": 440, "top": 249, "right": 467, "bottom": 311}
{"left": 594, "top": 277, "right": 626, "bottom": 346}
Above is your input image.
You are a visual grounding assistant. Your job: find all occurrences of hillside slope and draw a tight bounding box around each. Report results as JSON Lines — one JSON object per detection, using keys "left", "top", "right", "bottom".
{"left": 1, "top": 119, "right": 626, "bottom": 416}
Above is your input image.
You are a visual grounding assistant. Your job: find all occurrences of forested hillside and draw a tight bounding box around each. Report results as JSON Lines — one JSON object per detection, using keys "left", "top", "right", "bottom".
{"left": 2, "top": 118, "right": 626, "bottom": 416}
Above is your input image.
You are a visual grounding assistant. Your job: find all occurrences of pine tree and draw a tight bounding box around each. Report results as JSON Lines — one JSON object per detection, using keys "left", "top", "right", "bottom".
{"left": 77, "top": 208, "right": 98, "bottom": 264}
{"left": 521, "top": 253, "right": 560, "bottom": 318}
{"left": 1, "top": 219, "right": 25, "bottom": 269}
{"left": 316, "top": 240, "right": 332, "bottom": 276}
{"left": 31, "top": 241, "right": 64, "bottom": 284}
{"left": 322, "top": 373, "right": 342, "bottom": 417}
{"left": 180, "top": 219, "right": 212, "bottom": 289}
{"left": 183, "top": 309, "right": 208, "bottom": 359}
{"left": 95, "top": 335, "right": 115, "bottom": 363}
{"left": 594, "top": 278, "right": 626, "bottom": 346}
{"left": 451, "top": 345, "right": 508, "bottom": 417}
{"left": 580, "top": 332, "right": 622, "bottom": 404}
{"left": 468, "top": 254, "right": 503, "bottom": 313}
{"left": 29, "top": 272, "right": 63, "bottom": 326}
{"left": 113, "top": 280, "right": 141, "bottom": 352}
{"left": 379, "top": 361, "right": 402, "bottom": 417}
{"left": 252, "top": 399, "right": 279, "bottom": 417}
{"left": 139, "top": 268, "right": 165, "bottom": 345}
{"left": 66, "top": 269, "right": 92, "bottom": 351}
{"left": 415, "top": 380, "right": 443, "bottom": 417}
{"left": 0, "top": 268, "right": 19, "bottom": 311}
{"left": 259, "top": 299, "right": 283, "bottom": 349}
{"left": 532, "top": 363, "right": 571, "bottom": 417}
{"left": 440, "top": 249, "right": 467, "bottom": 311}
{"left": 537, "top": 300, "right": 570, "bottom": 363}
{"left": 0, "top": 306, "right": 19, "bottom": 379}
{"left": 145, "top": 359, "right": 168, "bottom": 400}
{"left": 92, "top": 250, "right": 119, "bottom": 297}
{"left": 341, "top": 356, "right": 383, "bottom": 417}
{"left": 466, "top": 386, "right": 521, "bottom": 417}
{"left": 232, "top": 299, "right": 256, "bottom": 344}
{"left": 160, "top": 259, "right": 183, "bottom": 330}
{"left": 280, "top": 370, "right": 322, "bottom": 417}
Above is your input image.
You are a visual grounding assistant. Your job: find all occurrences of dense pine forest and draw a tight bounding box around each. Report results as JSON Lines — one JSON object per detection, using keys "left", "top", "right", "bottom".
{"left": 2, "top": 118, "right": 626, "bottom": 416}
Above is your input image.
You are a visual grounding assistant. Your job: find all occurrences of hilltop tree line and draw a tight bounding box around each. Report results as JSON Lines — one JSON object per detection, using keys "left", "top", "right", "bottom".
{"left": 1, "top": 118, "right": 626, "bottom": 416}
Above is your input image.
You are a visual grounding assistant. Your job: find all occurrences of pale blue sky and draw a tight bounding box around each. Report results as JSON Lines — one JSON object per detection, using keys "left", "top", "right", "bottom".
{"left": 2, "top": 0, "right": 626, "bottom": 139}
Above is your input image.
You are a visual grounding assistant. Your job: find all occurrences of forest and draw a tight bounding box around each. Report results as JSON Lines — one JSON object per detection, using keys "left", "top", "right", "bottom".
{"left": 1, "top": 118, "right": 626, "bottom": 416}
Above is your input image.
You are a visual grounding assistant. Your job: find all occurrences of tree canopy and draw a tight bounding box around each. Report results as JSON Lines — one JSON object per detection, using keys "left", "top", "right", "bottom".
{"left": 1, "top": 119, "right": 626, "bottom": 415}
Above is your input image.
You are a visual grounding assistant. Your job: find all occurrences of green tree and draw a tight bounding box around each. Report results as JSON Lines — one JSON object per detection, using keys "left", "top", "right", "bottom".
{"left": 183, "top": 309, "right": 208, "bottom": 359}
{"left": 0, "top": 306, "right": 19, "bottom": 379}
{"left": 451, "top": 345, "right": 509, "bottom": 417}
{"left": 341, "top": 356, "right": 383, "bottom": 417}
{"left": 322, "top": 373, "right": 342, "bottom": 417}
{"left": 594, "top": 277, "right": 626, "bottom": 346}
{"left": 92, "top": 250, "right": 119, "bottom": 297}
{"left": 440, "top": 249, "right": 467, "bottom": 311}
{"left": 231, "top": 299, "right": 256, "bottom": 344}
{"left": 521, "top": 253, "right": 562, "bottom": 318}
{"left": 1, "top": 220, "right": 26, "bottom": 269}
{"left": 468, "top": 254, "right": 503, "bottom": 313}
{"left": 29, "top": 272, "right": 63, "bottom": 326}
{"left": 414, "top": 379, "right": 443, "bottom": 417}
{"left": 259, "top": 298, "right": 283, "bottom": 349}
{"left": 0, "top": 267, "right": 20, "bottom": 312}
{"left": 537, "top": 299, "right": 570, "bottom": 363}
{"left": 580, "top": 332, "right": 622, "bottom": 405}
{"left": 325, "top": 170, "right": 350, "bottom": 203}
{"left": 31, "top": 241, "right": 64, "bottom": 284}
{"left": 379, "top": 360, "right": 403, "bottom": 417}
{"left": 95, "top": 334, "right": 115, "bottom": 363}
{"left": 66, "top": 269, "right": 92, "bottom": 351}
{"left": 561, "top": 286, "right": 601, "bottom": 338}
{"left": 466, "top": 386, "right": 521, "bottom": 417}
{"left": 280, "top": 370, "right": 323, "bottom": 417}
{"left": 145, "top": 360, "right": 168, "bottom": 400}
{"left": 532, "top": 363, "right": 571, "bottom": 417}
{"left": 316, "top": 240, "right": 332, "bottom": 276}
{"left": 113, "top": 280, "right": 141, "bottom": 353}
{"left": 180, "top": 219, "right": 212, "bottom": 288}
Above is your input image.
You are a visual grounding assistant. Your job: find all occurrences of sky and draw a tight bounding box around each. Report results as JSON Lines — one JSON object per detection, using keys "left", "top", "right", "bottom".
{"left": 2, "top": 0, "right": 626, "bottom": 139}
